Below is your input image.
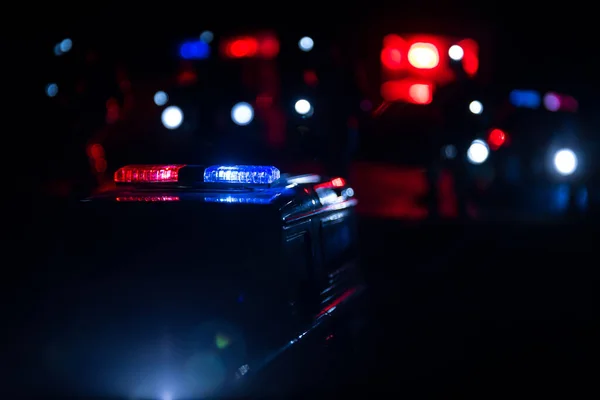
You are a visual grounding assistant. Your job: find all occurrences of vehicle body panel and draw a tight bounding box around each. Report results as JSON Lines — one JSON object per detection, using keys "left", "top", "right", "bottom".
{"left": 19, "top": 173, "right": 362, "bottom": 398}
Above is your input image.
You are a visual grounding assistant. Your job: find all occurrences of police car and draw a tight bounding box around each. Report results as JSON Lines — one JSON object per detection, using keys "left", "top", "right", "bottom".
{"left": 36, "top": 164, "right": 362, "bottom": 399}
{"left": 461, "top": 89, "right": 592, "bottom": 214}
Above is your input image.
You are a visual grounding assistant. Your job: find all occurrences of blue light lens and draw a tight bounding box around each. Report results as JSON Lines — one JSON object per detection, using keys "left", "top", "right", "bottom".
{"left": 203, "top": 165, "right": 281, "bottom": 184}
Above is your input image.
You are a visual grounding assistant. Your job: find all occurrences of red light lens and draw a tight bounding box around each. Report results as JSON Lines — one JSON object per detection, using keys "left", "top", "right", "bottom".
{"left": 315, "top": 177, "right": 346, "bottom": 190}
{"left": 116, "top": 196, "right": 180, "bottom": 202}
{"left": 114, "top": 165, "right": 186, "bottom": 183}
{"left": 331, "top": 177, "right": 345, "bottom": 187}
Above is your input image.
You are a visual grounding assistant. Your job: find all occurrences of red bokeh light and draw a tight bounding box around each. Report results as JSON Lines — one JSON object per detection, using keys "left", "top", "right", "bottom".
{"left": 177, "top": 70, "right": 197, "bottom": 85}
{"left": 228, "top": 38, "right": 258, "bottom": 58}
{"left": 488, "top": 128, "right": 507, "bottom": 149}
{"left": 381, "top": 47, "right": 403, "bottom": 69}
{"left": 381, "top": 34, "right": 407, "bottom": 70}
{"left": 408, "top": 83, "right": 432, "bottom": 104}
{"left": 87, "top": 143, "right": 105, "bottom": 159}
{"left": 259, "top": 36, "right": 280, "bottom": 58}
{"left": 457, "top": 38, "right": 479, "bottom": 77}
{"left": 223, "top": 35, "right": 280, "bottom": 59}
{"left": 381, "top": 79, "right": 433, "bottom": 104}
{"left": 303, "top": 70, "right": 318, "bottom": 86}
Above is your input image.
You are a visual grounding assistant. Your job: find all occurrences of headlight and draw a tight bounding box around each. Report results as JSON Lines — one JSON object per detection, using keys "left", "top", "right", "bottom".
{"left": 552, "top": 148, "right": 578, "bottom": 176}
{"left": 467, "top": 139, "right": 489, "bottom": 164}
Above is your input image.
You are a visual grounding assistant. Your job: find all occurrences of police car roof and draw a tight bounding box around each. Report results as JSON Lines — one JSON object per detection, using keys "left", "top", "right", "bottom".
{"left": 85, "top": 164, "right": 354, "bottom": 222}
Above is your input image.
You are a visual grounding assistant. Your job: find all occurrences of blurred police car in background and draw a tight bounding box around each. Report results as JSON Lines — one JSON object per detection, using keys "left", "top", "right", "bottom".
{"left": 462, "top": 89, "right": 593, "bottom": 215}
{"left": 19, "top": 164, "right": 362, "bottom": 398}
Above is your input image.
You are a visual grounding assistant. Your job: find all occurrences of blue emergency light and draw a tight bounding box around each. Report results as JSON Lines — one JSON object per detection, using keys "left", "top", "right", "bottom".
{"left": 114, "top": 164, "right": 281, "bottom": 186}
{"left": 179, "top": 40, "right": 210, "bottom": 60}
{"left": 509, "top": 89, "right": 541, "bottom": 109}
{"left": 203, "top": 165, "right": 281, "bottom": 185}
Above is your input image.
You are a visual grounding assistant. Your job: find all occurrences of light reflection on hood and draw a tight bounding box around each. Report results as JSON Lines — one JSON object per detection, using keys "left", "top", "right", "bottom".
{"left": 36, "top": 319, "right": 247, "bottom": 399}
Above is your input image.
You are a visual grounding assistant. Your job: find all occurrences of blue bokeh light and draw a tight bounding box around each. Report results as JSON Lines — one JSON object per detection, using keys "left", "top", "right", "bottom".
{"left": 179, "top": 40, "right": 210, "bottom": 60}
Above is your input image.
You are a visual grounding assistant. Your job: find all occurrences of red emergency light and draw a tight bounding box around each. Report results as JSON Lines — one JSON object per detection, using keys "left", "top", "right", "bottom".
{"left": 114, "top": 165, "right": 186, "bottom": 183}
{"left": 407, "top": 42, "right": 440, "bottom": 69}
{"left": 314, "top": 177, "right": 346, "bottom": 190}
{"left": 381, "top": 79, "right": 433, "bottom": 104}
{"left": 380, "top": 47, "right": 402, "bottom": 70}
{"left": 456, "top": 38, "right": 479, "bottom": 77}
{"left": 380, "top": 34, "right": 480, "bottom": 104}
{"left": 380, "top": 35, "right": 407, "bottom": 70}
{"left": 381, "top": 34, "right": 447, "bottom": 74}
{"left": 226, "top": 37, "right": 258, "bottom": 58}
{"left": 487, "top": 128, "right": 507, "bottom": 150}
{"left": 222, "top": 34, "right": 280, "bottom": 59}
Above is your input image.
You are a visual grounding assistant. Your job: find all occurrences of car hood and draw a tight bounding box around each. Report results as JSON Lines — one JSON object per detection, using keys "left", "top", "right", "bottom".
{"left": 10, "top": 217, "right": 279, "bottom": 399}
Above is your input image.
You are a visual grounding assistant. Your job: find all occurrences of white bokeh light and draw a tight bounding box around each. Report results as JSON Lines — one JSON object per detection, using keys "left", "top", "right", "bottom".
{"left": 231, "top": 102, "right": 254, "bottom": 126}
{"left": 553, "top": 148, "right": 578, "bottom": 176}
{"left": 443, "top": 144, "right": 457, "bottom": 159}
{"left": 154, "top": 91, "right": 168, "bottom": 106}
{"left": 469, "top": 100, "right": 483, "bottom": 115}
{"left": 299, "top": 36, "right": 314, "bottom": 52}
{"left": 448, "top": 45, "right": 464, "bottom": 61}
{"left": 467, "top": 139, "right": 489, "bottom": 164}
{"left": 200, "top": 30, "right": 213, "bottom": 43}
{"left": 161, "top": 106, "right": 183, "bottom": 129}
{"left": 294, "top": 99, "right": 312, "bottom": 115}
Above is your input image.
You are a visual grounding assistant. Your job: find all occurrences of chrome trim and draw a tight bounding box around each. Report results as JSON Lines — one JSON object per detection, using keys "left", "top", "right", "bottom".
{"left": 285, "top": 174, "right": 322, "bottom": 184}
{"left": 283, "top": 198, "right": 358, "bottom": 223}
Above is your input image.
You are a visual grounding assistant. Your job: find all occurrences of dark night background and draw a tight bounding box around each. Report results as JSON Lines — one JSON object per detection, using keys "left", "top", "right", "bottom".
{"left": 17, "top": 1, "right": 599, "bottom": 178}
{"left": 6, "top": 1, "right": 600, "bottom": 397}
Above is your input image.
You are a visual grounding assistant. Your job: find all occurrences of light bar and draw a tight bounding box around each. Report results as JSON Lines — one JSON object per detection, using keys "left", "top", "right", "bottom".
{"left": 114, "top": 165, "right": 186, "bottom": 183}
{"left": 203, "top": 165, "right": 280, "bottom": 185}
